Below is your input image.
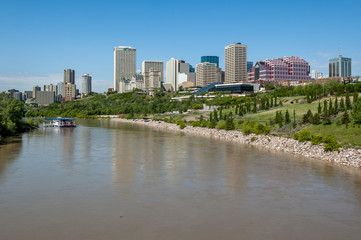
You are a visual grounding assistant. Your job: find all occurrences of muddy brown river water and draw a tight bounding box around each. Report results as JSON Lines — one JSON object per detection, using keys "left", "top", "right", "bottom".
{"left": 0, "top": 119, "right": 361, "bottom": 240}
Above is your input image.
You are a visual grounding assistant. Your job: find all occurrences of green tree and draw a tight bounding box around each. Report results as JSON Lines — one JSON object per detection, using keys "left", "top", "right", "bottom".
{"left": 351, "top": 99, "right": 361, "bottom": 124}
{"left": 340, "top": 98, "right": 345, "bottom": 112}
{"left": 225, "top": 113, "right": 235, "bottom": 130}
{"left": 353, "top": 91, "right": 358, "bottom": 104}
{"left": 318, "top": 101, "right": 322, "bottom": 114}
{"left": 346, "top": 93, "right": 351, "bottom": 110}
{"left": 252, "top": 99, "right": 257, "bottom": 113}
{"left": 293, "top": 109, "right": 296, "bottom": 128}
{"left": 329, "top": 98, "right": 333, "bottom": 115}
{"left": 285, "top": 110, "right": 291, "bottom": 124}
{"left": 323, "top": 100, "right": 328, "bottom": 114}
{"left": 334, "top": 97, "right": 339, "bottom": 114}
{"left": 341, "top": 109, "right": 350, "bottom": 128}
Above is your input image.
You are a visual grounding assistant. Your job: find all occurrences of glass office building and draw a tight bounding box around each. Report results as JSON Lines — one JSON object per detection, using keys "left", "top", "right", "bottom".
{"left": 247, "top": 61, "right": 253, "bottom": 72}
{"left": 329, "top": 55, "right": 352, "bottom": 78}
{"left": 201, "top": 56, "right": 219, "bottom": 68}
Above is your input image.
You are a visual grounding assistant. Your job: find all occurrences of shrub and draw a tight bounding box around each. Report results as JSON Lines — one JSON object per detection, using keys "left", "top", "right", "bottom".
{"left": 216, "top": 121, "right": 226, "bottom": 130}
{"left": 191, "top": 121, "right": 200, "bottom": 127}
{"left": 252, "top": 123, "right": 271, "bottom": 135}
{"left": 179, "top": 122, "right": 186, "bottom": 129}
{"left": 311, "top": 135, "right": 323, "bottom": 145}
{"left": 251, "top": 137, "right": 257, "bottom": 142}
{"left": 207, "top": 119, "right": 217, "bottom": 129}
{"left": 225, "top": 116, "right": 235, "bottom": 130}
{"left": 200, "top": 120, "right": 208, "bottom": 128}
{"left": 241, "top": 122, "right": 255, "bottom": 135}
{"left": 322, "top": 135, "right": 340, "bottom": 152}
{"left": 293, "top": 129, "right": 312, "bottom": 142}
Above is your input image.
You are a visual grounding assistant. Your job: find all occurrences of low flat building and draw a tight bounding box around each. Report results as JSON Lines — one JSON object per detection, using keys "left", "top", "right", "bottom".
{"left": 215, "top": 83, "right": 260, "bottom": 93}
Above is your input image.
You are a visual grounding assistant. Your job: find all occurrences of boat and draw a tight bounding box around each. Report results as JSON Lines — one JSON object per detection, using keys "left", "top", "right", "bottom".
{"left": 43, "top": 117, "right": 76, "bottom": 128}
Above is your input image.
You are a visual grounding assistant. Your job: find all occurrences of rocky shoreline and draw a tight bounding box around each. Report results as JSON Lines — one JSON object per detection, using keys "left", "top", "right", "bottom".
{"left": 112, "top": 118, "right": 361, "bottom": 168}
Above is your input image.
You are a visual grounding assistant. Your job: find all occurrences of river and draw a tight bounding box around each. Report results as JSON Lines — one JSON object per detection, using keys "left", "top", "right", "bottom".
{"left": 0, "top": 119, "right": 361, "bottom": 240}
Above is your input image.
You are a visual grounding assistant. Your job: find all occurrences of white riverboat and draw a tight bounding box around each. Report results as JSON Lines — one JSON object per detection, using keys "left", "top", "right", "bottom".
{"left": 43, "top": 117, "right": 76, "bottom": 128}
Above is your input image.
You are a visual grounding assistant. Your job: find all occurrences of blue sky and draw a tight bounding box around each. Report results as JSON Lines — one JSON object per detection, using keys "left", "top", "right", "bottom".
{"left": 1, "top": 0, "right": 360, "bottom": 92}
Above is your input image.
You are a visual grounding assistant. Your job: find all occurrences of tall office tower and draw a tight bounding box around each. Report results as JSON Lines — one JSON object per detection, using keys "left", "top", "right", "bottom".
{"left": 81, "top": 74, "right": 92, "bottom": 95}
{"left": 225, "top": 43, "right": 247, "bottom": 83}
{"left": 166, "top": 58, "right": 179, "bottom": 91}
{"left": 64, "top": 69, "right": 75, "bottom": 84}
{"left": 32, "top": 85, "right": 41, "bottom": 99}
{"left": 201, "top": 56, "right": 219, "bottom": 68}
{"left": 114, "top": 46, "right": 136, "bottom": 92}
{"left": 166, "top": 58, "right": 191, "bottom": 91}
{"left": 329, "top": 55, "right": 352, "bottom": 78}
{"left": 247, "top": 61, "right": 253, "bottom": 72}
{"left": 196, "top": 62, "right": 218, "bottom": 87}
{"left": 62, "top": 83, "right": 76, "bottom": 102}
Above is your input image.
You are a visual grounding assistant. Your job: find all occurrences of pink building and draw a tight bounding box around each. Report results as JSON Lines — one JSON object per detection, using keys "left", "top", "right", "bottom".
{"left": 248, "top": 56, "right": 311, "bottom": 82}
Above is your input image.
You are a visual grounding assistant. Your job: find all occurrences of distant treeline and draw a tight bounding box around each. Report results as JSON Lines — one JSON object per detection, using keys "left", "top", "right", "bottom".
{"left": 25, "top": 90, "right": 204, "bottom": 118}
{"left": 25, "top": 81, "right": 361, "bottom": 118}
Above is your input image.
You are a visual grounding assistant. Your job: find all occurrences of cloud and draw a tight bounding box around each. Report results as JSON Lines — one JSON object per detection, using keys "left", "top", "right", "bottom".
{"left": 0, "top": 73, "right": 112, "bottom": 93}
{"left": 316, "top": 52, "right": 333, "bottom": 58}
{"left": 0, "top": 73, "right": 62, "bottom": 92}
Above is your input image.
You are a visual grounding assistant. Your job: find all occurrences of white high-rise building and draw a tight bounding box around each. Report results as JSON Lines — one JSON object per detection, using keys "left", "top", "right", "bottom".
{"left": 166, "top": 58, "right": 178, "bottom": 91}
{"left": 225, "top": 43, "right": 247, "bottom": 83}
{"left": 166, "top": 58, "right": 191, "bottom": 91}
{"left": 81, "top": 74, "right": 92, "bottom": 95}
{"left": 114, "top": 46, "right": 136, "bottom": 92}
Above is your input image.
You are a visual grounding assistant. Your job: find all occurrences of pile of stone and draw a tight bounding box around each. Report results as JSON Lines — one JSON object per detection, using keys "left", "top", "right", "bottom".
{"left": 113, "top": 118, "right": 361, "bottom": 168}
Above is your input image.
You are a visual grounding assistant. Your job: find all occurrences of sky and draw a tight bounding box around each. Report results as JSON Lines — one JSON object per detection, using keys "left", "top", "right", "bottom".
{"left": 0, "top": 0, "right": 360, "bottom": 93}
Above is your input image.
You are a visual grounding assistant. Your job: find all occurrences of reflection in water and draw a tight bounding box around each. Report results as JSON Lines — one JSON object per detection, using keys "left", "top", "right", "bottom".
{"left": 0, "top": 137, "right": 22, "bottom": 182}
{"left": 0, "top": 119, "right": 361, "bottom": 240}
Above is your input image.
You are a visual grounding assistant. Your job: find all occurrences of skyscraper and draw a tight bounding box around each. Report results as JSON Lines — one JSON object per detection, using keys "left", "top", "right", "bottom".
{"left": 201, "top": 56, "right": 219, "bottom": 68}
{"left": 225, "top": 43, "right": 247, "bottom": 83}
{"left": 166, "top": 58, "right": 178, "bottom": 91}
{"left": 81, "top": 74, "right": 92, "bottom": 95}
{"left": 196, "top": 62, "right": 218, "bottom": 87}
{"left": 166, "top": 58, "right": 191, "bottom": 91}
{"left": 329, "top": 55, "right": 352, "bottom": 78}
{"left": 64, "top": 69, "right": 75, "bottom": 84}
{"left": 114, "top": 46, "right": 136, "bottom": 92}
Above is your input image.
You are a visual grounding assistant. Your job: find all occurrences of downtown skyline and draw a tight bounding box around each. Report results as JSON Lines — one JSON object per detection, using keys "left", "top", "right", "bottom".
{"left": 1, "top": 0, "right": 360, "bottom": 92}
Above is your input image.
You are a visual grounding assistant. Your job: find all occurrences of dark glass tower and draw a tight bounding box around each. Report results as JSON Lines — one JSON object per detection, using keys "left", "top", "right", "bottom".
{"left": 201, "top": 56, "right": 219, "bottom": 68}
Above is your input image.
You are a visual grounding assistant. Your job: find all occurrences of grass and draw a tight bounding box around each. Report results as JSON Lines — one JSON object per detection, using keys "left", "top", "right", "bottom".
{"left": 217, "top": 96, "right": 361, "bottom": 147}
{"left": 305, "top": 122, "right": 361, "bottom": 148}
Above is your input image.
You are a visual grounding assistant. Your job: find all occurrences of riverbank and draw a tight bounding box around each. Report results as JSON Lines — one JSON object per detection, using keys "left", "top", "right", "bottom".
{"left": 112, "top": 118, "right": 361, "bottom": 168}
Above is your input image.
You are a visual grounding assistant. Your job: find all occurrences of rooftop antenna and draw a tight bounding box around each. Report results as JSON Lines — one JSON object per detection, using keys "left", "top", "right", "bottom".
{"left": 338, "top": 47, "right": 341, "bottom": 56}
